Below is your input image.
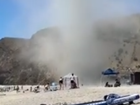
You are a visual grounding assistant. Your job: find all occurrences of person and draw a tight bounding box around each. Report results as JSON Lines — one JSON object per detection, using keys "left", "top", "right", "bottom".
{"left": 105, "top": 82, "right": 109, "bottom": 87}
{"left": 14, "top": 86, "right": 16, "bottom": 90}
{"left": 70, "top": 73, "right": 74, "bottom": 83}
{"left": 21, "top": 85, "right": 23, "bottom": 90}
{"left": 59, "top": 77, "right": 63, "bottom": 90}
{"left": 44, "top": 83, "right": 49, "bottom": 91}
{"left": 114, "top": 79, "right": 121, "bottom": 87}
{"left": 72, "top": 81, "right": 77, "bottom": 89}
{"left": 105, "top": 82, "right": 113, "bottom": 87}
{"left": 37, "top": 85, "right": 40, "bottom": 89}
{"left": 33, "top": 86, "right": 40, "bottom": 93}
{"left": 70, "top": 73, "right": 77, "bottom": 89}
{"left": 30, "top": 86, "right": 32, "bottom": 92}
{"left": 16, "top": 85, "right": 19, "bottom": 93}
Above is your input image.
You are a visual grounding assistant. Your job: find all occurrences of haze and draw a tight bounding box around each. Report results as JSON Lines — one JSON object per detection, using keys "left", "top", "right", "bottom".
{"left": 16, "top": 0, "right": 137, "bottom": 85}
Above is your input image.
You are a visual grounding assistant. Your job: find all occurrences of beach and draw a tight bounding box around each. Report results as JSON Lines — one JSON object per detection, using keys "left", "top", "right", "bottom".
{"left": 0, "top": 85, "right": 140, "bottom": 105}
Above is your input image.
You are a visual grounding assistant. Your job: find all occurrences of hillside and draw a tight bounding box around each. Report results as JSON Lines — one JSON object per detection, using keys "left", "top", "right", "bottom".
{"left": 0, "top": 14, "right": 140, "bottom": 84}
{"left": 0, "top": 28, "right": 60, "bottom": 85}
{"left": 95, "top": 14, "right": 140, "bottom": 72}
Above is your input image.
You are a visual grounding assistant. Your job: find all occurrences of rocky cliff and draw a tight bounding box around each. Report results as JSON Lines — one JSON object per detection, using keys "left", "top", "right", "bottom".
{"left": 0, "top": 28, "right": 60, "bottom": 85}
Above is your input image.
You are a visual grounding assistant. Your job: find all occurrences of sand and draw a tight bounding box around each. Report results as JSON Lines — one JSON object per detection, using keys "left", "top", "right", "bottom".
{"left": 0, "top": 85, "right": 140, "bottom": 105}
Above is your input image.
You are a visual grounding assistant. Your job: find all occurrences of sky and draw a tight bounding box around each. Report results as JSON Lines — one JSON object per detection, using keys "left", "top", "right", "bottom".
{"left": 0, "top": 0, "right": 140, "bottom": 39}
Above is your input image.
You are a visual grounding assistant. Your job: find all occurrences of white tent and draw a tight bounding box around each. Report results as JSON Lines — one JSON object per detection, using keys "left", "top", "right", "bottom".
{"left": 63, "top": 73, "right": 79, "bottom": 89}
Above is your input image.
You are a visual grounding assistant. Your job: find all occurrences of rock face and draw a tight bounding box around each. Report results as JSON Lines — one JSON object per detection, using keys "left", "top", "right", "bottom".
{"left": 0, "top": 14, "right": 140, "bottom": 85}
{"left": 0, "top": 28, "right": 60, "bottom": 85}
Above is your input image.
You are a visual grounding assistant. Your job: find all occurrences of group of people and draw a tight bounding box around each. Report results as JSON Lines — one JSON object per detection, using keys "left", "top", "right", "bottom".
{"left": 105, "top": 79, "right": 121, "bottom": 87}
{"left": 59, "top": 73, "right": 78, "bottom": 90}
{"left": 14, "top": 85, "right": 50, "bottom": 93}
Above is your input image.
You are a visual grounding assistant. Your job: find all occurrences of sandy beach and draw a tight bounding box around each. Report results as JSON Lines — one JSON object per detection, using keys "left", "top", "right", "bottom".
{"left": 0, "top": 85, "right": 140, "bottom": 105}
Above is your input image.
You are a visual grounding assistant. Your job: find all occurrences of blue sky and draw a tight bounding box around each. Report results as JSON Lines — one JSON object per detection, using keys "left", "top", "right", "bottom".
{"left": 0, "top": 0, "right": 20, "bottom": 37}
{"left": 0, "top": 0, "right": 140, "bottom": 39}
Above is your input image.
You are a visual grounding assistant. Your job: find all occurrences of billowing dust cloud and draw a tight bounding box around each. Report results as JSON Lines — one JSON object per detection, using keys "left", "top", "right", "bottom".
{"left": 20, "top": 0, "right": 134, "bottom": 85}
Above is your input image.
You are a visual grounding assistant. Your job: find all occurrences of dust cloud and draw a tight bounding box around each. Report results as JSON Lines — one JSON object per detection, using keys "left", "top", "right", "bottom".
{"left": 19, "top": 0, "right": 135, "bottom": 85}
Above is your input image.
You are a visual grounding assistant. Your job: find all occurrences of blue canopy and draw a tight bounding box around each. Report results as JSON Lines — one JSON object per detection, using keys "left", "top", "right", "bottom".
{"left": 102, "top": 68, "right": 119, "bottom": 75}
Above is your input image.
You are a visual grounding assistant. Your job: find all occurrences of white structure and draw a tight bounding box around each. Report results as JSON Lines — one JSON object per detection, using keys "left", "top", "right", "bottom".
{"left": 63, "top": 73, "right": 79, "bottom": 89}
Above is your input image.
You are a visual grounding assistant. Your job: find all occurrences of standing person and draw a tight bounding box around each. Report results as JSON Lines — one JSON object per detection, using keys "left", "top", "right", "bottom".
{"left": 70, "top": 73, "right": 76, "bottom": 89}
{"left": 16, "top": 85, "right": 19, "bottom": 93}
{"left": 59, "top": 77, "right": 63, "bottom": 90}
{"left": 30, "top": 86, "right": 32, "bottom": 92}
{"left": 14, "top": 86, "right": 15, "bottom": 90}
{"left": 21, "top": 85, "right": 23, "bottom": 90}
